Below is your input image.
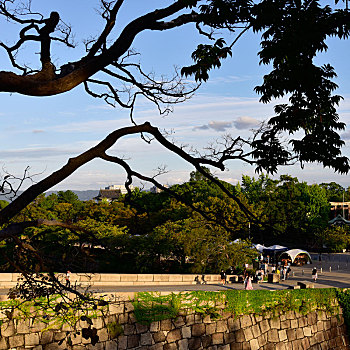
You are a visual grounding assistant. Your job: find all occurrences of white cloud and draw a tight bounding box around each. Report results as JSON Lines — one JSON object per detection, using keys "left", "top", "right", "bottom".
{"left": 233, "top": 116, "right": 260, "bottom": 130}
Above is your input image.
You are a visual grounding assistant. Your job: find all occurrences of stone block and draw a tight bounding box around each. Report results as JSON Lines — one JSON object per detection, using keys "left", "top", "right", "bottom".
{"left": 230, "top": 342, "right": 243, "bottom": 350}
{"left": 267, "top": 329, "right": 279, "bottom": 343}
{"left": 178, "top": 339, "right": 189, "bottom": 350}
{"left": 153, "top": 274, "right": 170, "bottom": 282}
{"left": 285, "top": 311, "right": 295, "bottom": 320}
{"left": 216, "top": 320, "right": 228, "bottom": 332}
{"left": 257, "top": 333, "right": 267, "bottom": 347}
{"left": 160, "top": 319, "right": 173, "bottom": 331}
{"left": 303, "top": 326, "right": 312, "bottom": 337}
{"left": 188, "top": 337, "right": 201, "bottom": 349}
{"left": 168, "top": 274, "right": 183, "bottom": 282}
{"left": 315, "top": 331, "right": 325, "bottom": 343}
{"left": 317, "top": 321, "right": 324, "bottom": 332}
{"left": 297, "top": 281, "right": 314, "bottom": 289}
{"left": 281, "top": 320, "right": 290, "bottom": 329}
{"left": 275, "top": 343, "right": 287, "bottom": 350}
{"left": 153, "top": 331, "right": 166, "bottom": 343}
{"left": 298, "top": 316, "right": 307, "bottom": 328}
{"left": 202, "top": 334, "right": 212, "bottom": 347}
{"left": 268, "top": 273, "right": 280, "bottom": 283}
{"left": 98, "top": 328, "right": 109, "bottom": 342}
{"left": 212, "top": 333, "right": 224, "bottom": 345}
{"left": 167, "top": 329, "right": 181, "bottom": 343}
{"left": 263, "top": 342, "right": 275, "bottom": 350}
{"left": 150, "top": 321, "right": 160, "bottom": 332}
{"left": 105, "top": 340, "right": 118, "bottom": 350}
{"left": 290, "top": 319, "right": 298, "bottom": 329}
{"left": 25, "top": 332, "right": 40, "bottom": 346}
{"left": 123, "top": 324, "right": 135, "bottom": 335}
{"left": 243, "top": 327, "right": 254, "bottom": 341}
{"left": 120, "top": 274, "right": 136, "bottom": 282}
{"left": 194, "top": 314, "right": 203, "bottom": 323}
{"left": 192, "top": 323, "right": 205, "bottom": 337}
{"left": 260, "top": 319, "right": 270, "bottom": 333}
{"left": 149, "top": 343, "right": 164, "bottom": 350}
{"left": 1, "top": 320, "right": 15, "bottom": 337}
{"left": 270, "top": 317, "right": 280, "bottom": 329}
{"left": 117, "top": 335, "right": 127, "bottom": 350}
{"left": 185, "top": 314, "right": 195, "bottom": 325}
{"left": 224, "top": 332, "right": 235, "bottom": 344}
{"left": 307, "top": 312, "right": 317, "bottom": 325}
{"left": 174, "top": 316, "right": 185, "bottom": 328}
{"left": 251, "top": 324, "right": 261, "bottom": 338}
{"left": 249, "top": 338, "right": 259, "bottom": 350}
{"left": 181, "top": 326, "right": 191, "bottom": 338}
{"left": 278, "top": 329, "right": 287, "bottom": 342}
{"left": 124, "top": 301, "right": 134, "bottom": 313}
{"left": 324, "top": 320, "right": 331, "bottom": 330}
{"left": 235, "top": 329, "right": 245, "bottom": 343}
{"left": 240, "top": 315, "right": 252, "bottom": 328}
{"left": 140, "top": 332, "right": 153, "bottom": 346}
{"left": 109, "top": 302, "right": 124, "bottom": 314}
{"left": 228, "top": 318, "right": 240, "bottom": 332}
{"left": 206, "top": 323, "right": 216, "bottom": 335}
{"left": 136, "top": 274, "right": 153, "bottom": 282}
{"left": 127, "top": 334, "right": 140, "bottom": 348}
{"left": 0, "top": 337, "right": 7, "bottom": 350}
{"left": 136, "top": 323, "right": 148, "bottom": 334}
{"left": 301, "top": 337, "right": 310, "bottom": 350}
{"left": 8, "top": 334, "right": 25, "bottom": 348}
{"left": 164, "top": 343, "right": 178, "bottom": 350}
{"left": 296, "top": 328, "right": 304, "bottom": 339}
{"left": 40, "top": 331, "right": 54, "bottom": 345}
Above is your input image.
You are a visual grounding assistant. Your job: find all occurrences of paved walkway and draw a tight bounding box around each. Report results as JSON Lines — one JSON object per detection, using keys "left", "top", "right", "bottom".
{"left": 1, "top": 254, "right": 350, "bottom": 295}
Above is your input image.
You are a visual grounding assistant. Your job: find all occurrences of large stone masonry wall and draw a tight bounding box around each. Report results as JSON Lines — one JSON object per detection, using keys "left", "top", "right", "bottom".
{"left": 0, "top": 294, "right": 348, "bottom": 349}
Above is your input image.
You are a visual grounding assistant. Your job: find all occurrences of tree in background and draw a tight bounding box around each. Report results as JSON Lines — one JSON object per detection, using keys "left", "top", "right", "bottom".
{"left": 0, "top": 0, "right": 350, "bottom": 235}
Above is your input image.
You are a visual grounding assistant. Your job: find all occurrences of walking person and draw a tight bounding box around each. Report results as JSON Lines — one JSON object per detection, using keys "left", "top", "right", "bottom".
{"left": 244, "top": 275, "right": 253, "bottom": 290}
{"left": 220, "top": 270, "right": 226, "bottom": 285}
{"left": 312, "top": 267, "right": 318, "bottom": 282}
{"left": 65, "top": 270, "right": 71, "bottom": 288}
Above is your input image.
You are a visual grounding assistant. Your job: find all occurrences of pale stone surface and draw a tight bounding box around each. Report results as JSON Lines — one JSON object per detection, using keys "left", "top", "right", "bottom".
{"left": 278, "top": 329, "right": 287, "bottom": 342}
{"left": 249, "top": 338, "right": 260, "bottom": 350}
{"left": 150, "top": 321, "right": 160, "bottom": 332}
{"left": 25, "top": 332, "right": 40, "bottom": 346}
{"left": 212, "top": 332, "right": 224, "bottom": 345}
{"left": 1, "top": 320, "right": 15, "bottom": 337}
{"left": 0, "top": 337, "right": 8, "bottom": 350}
{"left": 178, "top": 338, "right": 188, "bottom": 350}
{"left": 181, "top": 326, "right": 191, "bottom": 339}
{"left": 303, "top": 326, "right": 312, "bottom": 337}
{"left": 8, "top": 334, "right": 24, "bottom": 348}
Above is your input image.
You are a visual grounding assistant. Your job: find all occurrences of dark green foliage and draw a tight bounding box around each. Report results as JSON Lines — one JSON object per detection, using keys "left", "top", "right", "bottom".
{"left": 336, "top": 289, "right": 350, "bottom": 330}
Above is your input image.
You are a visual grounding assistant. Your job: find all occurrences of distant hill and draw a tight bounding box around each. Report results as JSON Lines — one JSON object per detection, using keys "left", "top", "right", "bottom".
{"left": 0, "top": 190, "right": 99, "bottom": 202}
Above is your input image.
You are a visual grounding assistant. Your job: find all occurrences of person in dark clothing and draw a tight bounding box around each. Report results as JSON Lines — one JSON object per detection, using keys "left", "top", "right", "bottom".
{"left": 220, "top": 270, "right": 226, "bottom": 285}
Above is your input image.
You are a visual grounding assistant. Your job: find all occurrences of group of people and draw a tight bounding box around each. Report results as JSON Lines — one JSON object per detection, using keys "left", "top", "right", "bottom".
{"left": 271, "top": 264, "right": 292, "bottom": 281}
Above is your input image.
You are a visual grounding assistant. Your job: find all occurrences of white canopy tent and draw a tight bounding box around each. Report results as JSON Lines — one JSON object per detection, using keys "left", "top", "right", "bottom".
{"left": 279, "top": 249, "right": 312, "bottom": 264}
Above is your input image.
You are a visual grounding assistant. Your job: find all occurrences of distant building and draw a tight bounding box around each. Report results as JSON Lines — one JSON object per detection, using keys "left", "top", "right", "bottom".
{"left": 94, "top": 184, "right": 135, "bottom": 202}
{"left": 105, "top": 184, "right": 134, "bottom": 194}
{"left": 330, "top": 202, "right": 350, "bottom": 220}
{"left": 149, "top": 185, "right": 169, "bottom": 193}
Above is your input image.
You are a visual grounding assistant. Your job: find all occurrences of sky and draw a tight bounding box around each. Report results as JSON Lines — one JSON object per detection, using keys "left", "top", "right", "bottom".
{"left": 1, "top": 0, "right": 350, "bottom": 191}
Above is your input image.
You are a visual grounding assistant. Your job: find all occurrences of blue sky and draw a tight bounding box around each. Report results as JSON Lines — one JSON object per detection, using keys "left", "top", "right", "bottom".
{"left": 1, "top": 0, "right": 350, "bottom": 191}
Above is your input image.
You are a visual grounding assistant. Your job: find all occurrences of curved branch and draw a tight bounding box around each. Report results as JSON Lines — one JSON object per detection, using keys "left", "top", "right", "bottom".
{"left": 0, "top": 121, "right": 258, "bottom": 228}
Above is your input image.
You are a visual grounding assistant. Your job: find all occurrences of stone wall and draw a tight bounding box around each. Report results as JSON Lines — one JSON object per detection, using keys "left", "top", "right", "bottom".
{"left": 0, "top": 294, "right": 348, "bottom": 349}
